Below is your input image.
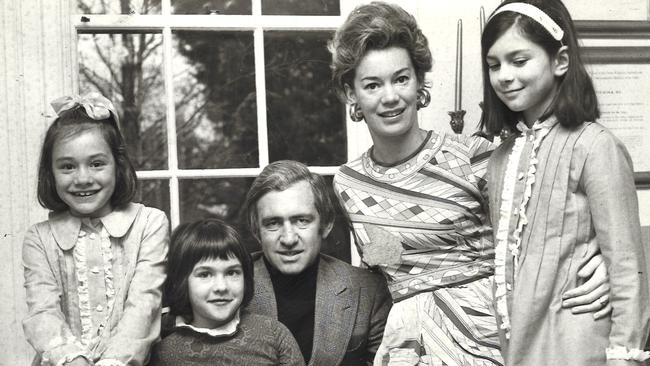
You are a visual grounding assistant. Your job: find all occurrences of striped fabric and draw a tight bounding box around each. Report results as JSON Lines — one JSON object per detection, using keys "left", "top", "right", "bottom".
{"left": 334, "top": 131, "right": 503, "bottom": 365}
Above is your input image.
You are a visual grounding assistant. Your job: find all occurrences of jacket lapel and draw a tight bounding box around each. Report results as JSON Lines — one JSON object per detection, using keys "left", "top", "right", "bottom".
{"left": 310, "top": 256, "right": 359, "bottom": 366}
{"left": 250, "top": 257, "right": 278, "bottom": 318}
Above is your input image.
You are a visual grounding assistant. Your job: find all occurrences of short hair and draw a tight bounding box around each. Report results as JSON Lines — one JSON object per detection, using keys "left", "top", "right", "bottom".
{"left": 329, "top": 1, "right": 433, "bottom": 101}
{"left": 165, "top": 219, "right": 255, "bottom": 320}
{"left": 479, "top": 0, "right": 599, "bottom": 135}
{"left": 240, "top": 160, "right": 338, "bottom": 240}
{"left": 37, "top": 107, "right": 138, "bottom": 212}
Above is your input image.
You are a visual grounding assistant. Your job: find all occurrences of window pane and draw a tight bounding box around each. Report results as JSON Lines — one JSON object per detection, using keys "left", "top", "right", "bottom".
{"left": 78, "top": 32, "right": 167, "bottom": 170}
{"left": 179, "top": 178, "right": 254, "bottom": 242}
{"left": 265, "top": 31, "right": 346, "bottom": 166}
{"left": 77, "top": 0, "right": 161, "bottom": 14}
{"left": 173, "top": 31, "right": 258, "bottom": 169}
{"left": 135, "top": 179, "right": 170, "bottom": 218}
{"left": 171, "top": 0, "right": 251, "bottom": 14}
{"left": 262, "top": 0, "right": 339, "bottom": 15}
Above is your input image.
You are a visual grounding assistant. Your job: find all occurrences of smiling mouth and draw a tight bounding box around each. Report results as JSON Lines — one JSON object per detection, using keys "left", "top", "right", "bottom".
{"left": 378, "top": 108, "right": 405, "bottom": 118}
{"left": 71, "top": 190, "right": 99, "bottom": 197}
{"left": 208, "top": 299, "right": 233, "bottom": 305}
{"left": 502, "top": 88, "right": 523, "bottom": 95}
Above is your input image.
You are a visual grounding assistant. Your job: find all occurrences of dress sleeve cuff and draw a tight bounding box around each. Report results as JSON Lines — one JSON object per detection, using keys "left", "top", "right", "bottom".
{"left": 606, "top": 346, "right": 650, "bottom": 362}
{"left": 53, "top": 352, "right": 91, "bottom": 366}
{"left": 96, "top": 359, "right": 127, "bottom": 366}
{"left": 41, "top": 336, "right": 88, "bottom": 366}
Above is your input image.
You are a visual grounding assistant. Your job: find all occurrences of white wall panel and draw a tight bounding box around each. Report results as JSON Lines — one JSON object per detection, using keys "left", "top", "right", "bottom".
{"left": 0, "top": 0, "right": 73, "bottom": 364}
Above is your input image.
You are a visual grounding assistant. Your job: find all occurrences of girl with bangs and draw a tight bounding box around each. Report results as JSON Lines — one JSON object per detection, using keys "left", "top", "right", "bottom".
{"left": 150, "top": 219, "right": 304, "bottom": 366}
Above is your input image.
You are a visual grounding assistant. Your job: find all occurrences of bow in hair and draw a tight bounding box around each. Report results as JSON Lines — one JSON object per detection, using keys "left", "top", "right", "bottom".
{"left": 50, "top": 92, "right": 121, "bottom": 127}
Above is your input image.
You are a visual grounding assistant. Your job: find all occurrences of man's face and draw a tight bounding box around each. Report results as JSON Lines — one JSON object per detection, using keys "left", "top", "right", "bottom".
{"left": 256, "top": 180, "right": 331, "bottom": 275}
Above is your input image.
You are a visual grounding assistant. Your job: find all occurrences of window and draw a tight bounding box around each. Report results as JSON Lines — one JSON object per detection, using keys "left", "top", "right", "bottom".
{"left": 75, "top": 0, "right": 351, "bottom": 260}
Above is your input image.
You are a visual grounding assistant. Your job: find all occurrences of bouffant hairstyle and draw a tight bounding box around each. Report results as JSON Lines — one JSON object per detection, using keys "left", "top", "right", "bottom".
{"left": 37, "top": 107, "right": 137, "bottom": 212}
{"left": 165, "top": 219, "right": 255, "bottom": 320}
{"left": 329, "top": 1, "right": 433, "bottom": 101}
{"left": 480, "top": 0, "right": 599, "bottom": 134}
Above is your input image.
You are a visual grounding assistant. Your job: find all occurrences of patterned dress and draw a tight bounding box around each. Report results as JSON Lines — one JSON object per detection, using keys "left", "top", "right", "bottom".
{"left": 334, "top": 130, "right": 503, "bottom": 366}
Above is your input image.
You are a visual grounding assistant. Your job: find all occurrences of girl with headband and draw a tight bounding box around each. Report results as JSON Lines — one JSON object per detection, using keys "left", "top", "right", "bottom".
{"left": 331, "top": 2, "right": 614, "bottom": 365}
{"left": 22, "top": 93, "right": 169, "bottom": 366}
{"left": 481, "top": 0, "right": 649, "bottom": 364}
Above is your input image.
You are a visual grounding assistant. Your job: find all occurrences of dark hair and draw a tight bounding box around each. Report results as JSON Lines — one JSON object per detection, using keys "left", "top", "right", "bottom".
{"left": 166, "top": 219, "right": 254, "bottom": 320}
{"left": 329, "top": 1, "right": 432, "bottom": 101}
{"left": 240, "top": 160, "right": 339, "bottom": 240}
{"left": 37, "top": 107, "right": 137, "bottom": 212}
{"left": 479, "top": 0, "right": 599, "bottom": 135}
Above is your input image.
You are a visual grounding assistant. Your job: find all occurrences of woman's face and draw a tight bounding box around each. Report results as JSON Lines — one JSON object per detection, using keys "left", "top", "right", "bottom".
{"left": 346, "top": 46, "right": 420, "bottom": 142}
{"left": 188, "top": 255, "right": 245, "bottom": 329}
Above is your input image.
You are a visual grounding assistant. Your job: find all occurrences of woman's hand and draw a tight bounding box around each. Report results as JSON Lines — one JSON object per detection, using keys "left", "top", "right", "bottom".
{"left": 64, "top": 356, "right": 92, "bottom": 366}
{"left": 561, "top": 254, "right": 612, "bottom": 319}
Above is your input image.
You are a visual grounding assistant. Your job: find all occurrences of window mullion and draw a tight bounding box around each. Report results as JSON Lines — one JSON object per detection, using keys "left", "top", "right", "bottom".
{"left": 254, "top": 26, "right": 269, "bottom": 167}
{"left": 161, "top": 0, "right": 171, "bottom": 15}
{"left": 162, "top": 24, "right": 180, "bottom": 228}
{"left": 252, "top": 0, "right": 261, "bottom": 16}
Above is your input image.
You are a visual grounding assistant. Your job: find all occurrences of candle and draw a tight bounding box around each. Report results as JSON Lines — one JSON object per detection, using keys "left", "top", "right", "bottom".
{"left": 454, "top": 19, "right": 462, "bottom": 111}
{"left": 480, "top": 6, "right": 486, "bottom": 32}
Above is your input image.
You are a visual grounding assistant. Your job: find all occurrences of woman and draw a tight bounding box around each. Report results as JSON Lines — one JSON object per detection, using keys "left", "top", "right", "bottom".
{"left": 329, "top": 2, "right": 611, "bottom": 365}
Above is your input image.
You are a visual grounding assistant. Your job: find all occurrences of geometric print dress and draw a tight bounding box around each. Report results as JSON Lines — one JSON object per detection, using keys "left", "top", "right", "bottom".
{"left": 333, "top": 130, "right": 503, "bottom": 366}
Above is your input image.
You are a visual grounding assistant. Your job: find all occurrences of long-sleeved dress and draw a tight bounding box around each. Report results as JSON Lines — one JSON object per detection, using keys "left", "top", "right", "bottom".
{"left": 22, "top": 203, "right": 169, "bottom": 366}
{"left": 487, "top": 118, "right": 650, "bottom": 365}
{"left": 334, "top": 130, "right": 503, "bottom": 366}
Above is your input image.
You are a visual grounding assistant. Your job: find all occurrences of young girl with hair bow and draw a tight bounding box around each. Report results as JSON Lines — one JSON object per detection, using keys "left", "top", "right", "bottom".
{"left": 22, "top": 92, "right": 169, "bottom": 366}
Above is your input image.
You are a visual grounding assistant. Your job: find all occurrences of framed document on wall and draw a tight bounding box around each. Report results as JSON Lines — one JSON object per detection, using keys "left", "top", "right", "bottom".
{"left": 578, "top": 22, "right": 650, "bottom": 187}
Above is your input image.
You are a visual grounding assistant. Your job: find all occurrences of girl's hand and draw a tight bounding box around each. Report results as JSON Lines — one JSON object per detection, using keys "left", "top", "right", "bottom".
{"left": 561, "top": 254, "right": 612, "bottom": 319}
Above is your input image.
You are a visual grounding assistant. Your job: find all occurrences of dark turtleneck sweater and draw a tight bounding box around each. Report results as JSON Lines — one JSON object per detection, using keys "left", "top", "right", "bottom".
{"left": 263, "top": 256, "right": 319, "bottom": 364}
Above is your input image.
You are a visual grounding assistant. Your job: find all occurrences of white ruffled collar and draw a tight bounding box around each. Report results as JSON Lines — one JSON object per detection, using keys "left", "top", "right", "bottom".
{"left": 175, "top": 311, "right": 240, "bottom": 337}
{"left": 515, "top": 116, "right": 558, "bottom": 133}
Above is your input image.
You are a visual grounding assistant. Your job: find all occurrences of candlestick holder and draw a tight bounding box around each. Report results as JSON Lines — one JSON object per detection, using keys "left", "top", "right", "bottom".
{"left": 448, "top": 109, "right": 466, "bottom": 134}
{"left": 500, "top": 128, "right": 513, "bottom": 141}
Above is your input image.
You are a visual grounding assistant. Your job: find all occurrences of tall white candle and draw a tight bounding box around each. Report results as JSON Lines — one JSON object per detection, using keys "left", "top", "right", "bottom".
{"left": 454, "top": 19, "right": 463, "bottom": 111}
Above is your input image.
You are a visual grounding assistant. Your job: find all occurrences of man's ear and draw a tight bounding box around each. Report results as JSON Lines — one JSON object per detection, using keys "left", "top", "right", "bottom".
{"left": 344, "top": 83, "right": 357, "bottom": 104}
{"left": 320, "top": 220, "right": 334, "bottom": 240}
{"left": 554, "top": 45, "right": 569, "bottom": 77}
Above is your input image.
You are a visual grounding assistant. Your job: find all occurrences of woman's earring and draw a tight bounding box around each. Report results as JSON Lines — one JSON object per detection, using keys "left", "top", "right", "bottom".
{"left": 349, "top": 103, "right": 364, "bottom": 122}
{"left": 416, "top": 88, "right": 431, "bottom": 110}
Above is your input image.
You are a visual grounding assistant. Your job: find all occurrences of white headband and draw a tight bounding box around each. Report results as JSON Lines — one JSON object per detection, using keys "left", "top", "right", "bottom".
{"left": 489, "top": 3, "right": 564, "bottom": 42}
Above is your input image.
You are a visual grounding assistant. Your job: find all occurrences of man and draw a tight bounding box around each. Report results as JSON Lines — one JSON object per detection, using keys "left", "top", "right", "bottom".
{"left": 241, "top": 160, "right": 392, "bottom": 366}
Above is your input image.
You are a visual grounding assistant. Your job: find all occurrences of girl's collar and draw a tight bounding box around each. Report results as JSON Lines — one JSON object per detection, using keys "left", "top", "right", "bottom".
{"left": 49, "top": 202, "right": 141, "bottom": 250}
{"left": 175, "top": 310, "right": 240, "bottom": 338}
{"left": 516, "top": 115, "right": 558, "bottom": 133}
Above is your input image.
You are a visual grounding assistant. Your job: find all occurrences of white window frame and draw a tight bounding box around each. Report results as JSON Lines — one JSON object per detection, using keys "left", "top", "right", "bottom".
{"left": 71, "top": 0, "right": 367, "bottom": 239}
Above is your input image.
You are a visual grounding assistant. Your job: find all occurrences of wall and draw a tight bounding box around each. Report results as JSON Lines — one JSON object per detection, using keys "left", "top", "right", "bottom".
{"left": 0, "top": 0, "right": 74, "bottom": 364}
